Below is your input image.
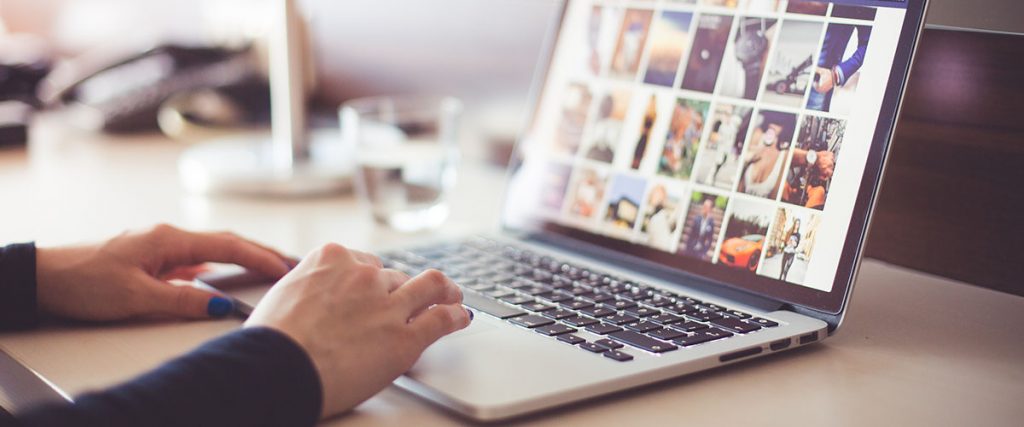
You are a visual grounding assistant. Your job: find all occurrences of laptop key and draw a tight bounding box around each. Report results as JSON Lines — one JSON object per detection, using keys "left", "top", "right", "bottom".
{"left": 542, "top": 309, "right": 576, "bottom": 320}
{"left": 640, "top": 297, "right": 671, "bottom": 308}
{"left": 557, "top": 334, "right": 585, "bottom": 345}
{"left": 701, "top": 303, "right": 726, "bottom": 311}
{"left": 580, "top": 342, "right": 607, "bottom": 353}
{"left": 664, "top": 302, "right": 699, "bottom": 315}
{"left": 521, "top": 302, "right": 556, "bottom": 312}
{"left": 725, "top": 309, "right": 751, "bottom": 319}
{"left": 501, "top": 294, "right": 535, "bottom": 305}
{"left": 624, "top": 321, "right": 661, "bottom": 333}
{"left": 608, "top": 330, "right": 678, "bottom": 353}
{"left": 673, "top": 329, "right": 734, "bottom": 347}
{"left": 647, "top": 327, "right": 686, "bottom": 341}
{"left": 671, "top": 321, "right": 710, "bottom": 333}
{"left": 609, "top": 299, "right": 638, "bottom": 310}
{"left": 750, "top": 317, "right": 778, "bottom": 327}
{"left": 509, "top": 315, "right": 555, "bottom": 329}
{"left": 604, "top": 314, "right": 640, "bottom": 325}
{"left": 579, "top": 305, "right": 616, "bottom": 318}
{"left": 687, "top": 308, "right": 723, "bottom": 322}
{"left": 535, "top": 323, "right": 576, "bottom": 336}
{"left": 603, "top": 350, "right": 634, "bottom": 362}
{"left": 586, "top": 323, "right": 624, "bottom": 335}
{"left": 624, "top": 306, "right": 660, "bottom": 317}
{"left": 522, "top": 286, "right": 554, "bottom": 297}
{"left": 563, "top": 316, "right": 600, "bottom": 327}
{"left": 710, "top": 316, "right": 762, "bottom": 333}
{"left": 462, "top": 291, "right": 526, "bottom": 319}
{"left": 594, "top": 339, "right": 623, "bottom": 349}
{"left": 540, "top": 291, "right": 574, "bottom": 303}
{"left": 649, "top": 313, "right": 683, "bottom": 325}
{"left": 584, "top": 292, "right": 616, "bottom": 303}
{"left": 561, "top": 299, "right": 595, "bottom": 311}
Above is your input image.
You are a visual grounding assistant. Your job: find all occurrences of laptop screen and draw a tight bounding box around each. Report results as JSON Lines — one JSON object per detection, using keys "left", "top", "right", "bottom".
{"left": 504, "top": 0, "right": 922, "bottom": 314}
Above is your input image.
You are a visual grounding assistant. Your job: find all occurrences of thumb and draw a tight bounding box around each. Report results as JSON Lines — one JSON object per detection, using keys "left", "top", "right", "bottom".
{"left": 146, "top": 280, "right": 236, "bottom": 319}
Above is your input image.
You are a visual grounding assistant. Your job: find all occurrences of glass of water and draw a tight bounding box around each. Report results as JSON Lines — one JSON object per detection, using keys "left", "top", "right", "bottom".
{"left": 341, "top": 96, "right": 462, "bottom": 232}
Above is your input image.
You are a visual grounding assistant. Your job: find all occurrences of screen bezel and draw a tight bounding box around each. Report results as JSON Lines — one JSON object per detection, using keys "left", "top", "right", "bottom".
{"left": 501, "top": 0, "right": 929, "bottom": 316}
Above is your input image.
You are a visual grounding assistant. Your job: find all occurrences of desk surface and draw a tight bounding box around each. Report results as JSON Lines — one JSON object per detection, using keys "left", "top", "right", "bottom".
{"left": 1, "top": 115, "right": 1023, "bottom": 426}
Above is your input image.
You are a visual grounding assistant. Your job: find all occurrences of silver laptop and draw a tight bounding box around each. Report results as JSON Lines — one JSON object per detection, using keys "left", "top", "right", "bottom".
{"left": 227, "top": 0, "right": 929, "bottom": 421}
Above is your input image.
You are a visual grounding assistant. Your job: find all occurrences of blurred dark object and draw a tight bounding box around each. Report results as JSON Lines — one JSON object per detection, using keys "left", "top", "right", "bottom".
{"left": 866, "top": 28, "right": 1024, "bottom": 297}
{"left": 0, "top": 34, "right": 52, "bottom": 147}
{"left": 0, "top": 58, "right": 50, "bottom": 108}
{"left": 39, "top": 44, "right": 267, "bottom": 133}
{"left": 0, "top": 101, "right": 31, "bottom": 147}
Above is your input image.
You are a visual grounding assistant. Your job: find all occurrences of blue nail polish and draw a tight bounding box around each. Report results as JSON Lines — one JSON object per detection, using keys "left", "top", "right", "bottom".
{"left": 207, "top": 297, "right": 234, "bottom": 317}
{"left": 466, "top": 308, "right": 474, "bottom": 321}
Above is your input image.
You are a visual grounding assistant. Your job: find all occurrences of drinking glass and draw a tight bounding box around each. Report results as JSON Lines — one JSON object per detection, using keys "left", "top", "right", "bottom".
{"left": 340, "top": 96, "right": 462, "bottom": 232}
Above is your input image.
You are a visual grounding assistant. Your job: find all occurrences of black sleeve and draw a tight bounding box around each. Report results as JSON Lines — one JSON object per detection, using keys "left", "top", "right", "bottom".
{"left": 0, "top": 243, "right": 38, "bottom": 331}
{"left": 13, "top": 327, "right": 323, "bottom": 427}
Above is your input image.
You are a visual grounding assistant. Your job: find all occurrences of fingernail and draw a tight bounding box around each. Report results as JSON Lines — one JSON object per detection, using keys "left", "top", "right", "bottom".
{"left": 466, "top": 308, "right": 474, "bottom": 321}
{"left": 207, "top": 297, "right": 234, "bottom": 318}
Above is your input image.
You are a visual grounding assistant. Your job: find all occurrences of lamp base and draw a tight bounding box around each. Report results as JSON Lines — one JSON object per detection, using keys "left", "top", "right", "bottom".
{"left": 178, "top": 129, "right": 354, "bottom": 196}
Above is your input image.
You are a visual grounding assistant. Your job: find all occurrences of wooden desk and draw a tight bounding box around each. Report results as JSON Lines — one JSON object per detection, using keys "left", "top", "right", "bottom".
{"left": 1, "top": 115, "right": 1023, "bottom": 425}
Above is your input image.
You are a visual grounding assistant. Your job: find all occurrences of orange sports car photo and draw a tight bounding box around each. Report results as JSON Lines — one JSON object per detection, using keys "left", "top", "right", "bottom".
{"left": 718, "top": 234, "right": 764, "bottom": 272}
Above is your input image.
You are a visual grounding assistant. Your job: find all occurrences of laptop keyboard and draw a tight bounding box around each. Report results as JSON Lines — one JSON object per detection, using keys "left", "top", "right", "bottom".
{"left": 379, "top": 237, "right": 779, "bottom": 362}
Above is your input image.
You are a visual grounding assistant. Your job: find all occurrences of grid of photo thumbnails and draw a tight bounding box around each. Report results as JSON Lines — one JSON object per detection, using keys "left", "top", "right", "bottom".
{"left": 539, "top": 0, "right": 879, "bottom": 286}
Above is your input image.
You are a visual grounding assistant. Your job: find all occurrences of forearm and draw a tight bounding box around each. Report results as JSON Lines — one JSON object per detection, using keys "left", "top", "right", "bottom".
{"left": 14, "top": 327, "right": 322, "bottom": 427}
{"left": 0, "top": 243, "right": 39, "bottom": 331}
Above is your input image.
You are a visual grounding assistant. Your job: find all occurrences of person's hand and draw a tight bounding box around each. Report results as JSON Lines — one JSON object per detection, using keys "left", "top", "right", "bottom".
{"left": 245, "top": 243, "right": 471, "bottom": 418}
{"left": 814, "top": 150, "right": 836, "bottom": 179}
{"left": 35, "top": 224, "right": 294, "bottom": 321}
{"left": 814, "top": 67, "right": 835, "bottom": 93}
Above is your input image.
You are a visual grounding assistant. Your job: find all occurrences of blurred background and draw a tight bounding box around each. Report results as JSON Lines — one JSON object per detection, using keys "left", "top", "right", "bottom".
{"left": 0, "top": 0, "right": 1021, "bottom": 295}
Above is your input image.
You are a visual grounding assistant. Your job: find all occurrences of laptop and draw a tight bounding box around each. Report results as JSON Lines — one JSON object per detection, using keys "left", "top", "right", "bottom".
{"left": 219, "top": 0, "right": 929, "bottom": 421}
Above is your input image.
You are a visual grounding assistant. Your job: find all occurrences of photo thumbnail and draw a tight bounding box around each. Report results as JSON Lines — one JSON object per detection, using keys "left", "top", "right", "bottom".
{"left": 762, "top": 20, "right": 824, "bottom": 108}
{"left": 782, "top": 115, "right": 845, "bottom": 210}
{"left": 566, "top": 167, "right": 609, "bottom": 220}
{"left": 741, "top": 0, "right": 784, "bottom": 13}
{"left": 679, "top": 191, "right": 728, "bottom": 261}
{"left": 657, "top": 98, "right": 710, "bottom": 181}
{"left": 760, "top": 207, "right": 821, "bottom": 285}
{"left": 737, "top": 110, "right": 797, "bottom": 200}
{"left": 582, "top": 7, "right": 624, "bottom": 76}
{"left": 625, "top": 94, "right": 661, "bottom": 170}
{"left": 719, "top": 17, "right": 777, "bottom": 100}
{"left": 807, "top": 24, "right": 872, "bottom": 115}
{"left": 680, "top": 14, "right": 733, "bottom": 94}
{"left": 719, "top": 199, "right": 773, "bottom": 272}
{"left": 639, "top": 182, "right": 685, "bottom": 252}
{"left": 603, "top": 174, "right": 648, "bottom": 234}
{"left": 700, "top": 0, "right": 738, "bottom": 8}
{"left": 552, "top": 83, "right": 592, "bottom": 156}
{"left": 537, "top": 162, "right": 573, "bottom": 213}
{"left": 693, "top": 103, "right": 752, "bottom": 190}
{"left": 583, "top": 88, "right": 633, "bottom": 163}
{"left": 786, "top": 1, "right": 828, "bottom": 16}
{"left": 610, "top": 9, "right": 654, "bottom": 81}
{"left": 643, "top": 11, "right": 695, "bottom": 87}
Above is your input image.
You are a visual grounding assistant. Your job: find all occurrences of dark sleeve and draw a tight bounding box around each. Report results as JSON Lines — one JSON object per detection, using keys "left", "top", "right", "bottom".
{"left": 837, "top": 26, "right": 872, "bottom": 86}
{"left": 0, "top": 243, "right": 38, "bottom": 331}
{"left": 13, "top": 327, "right": 322, "bottom": 427}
